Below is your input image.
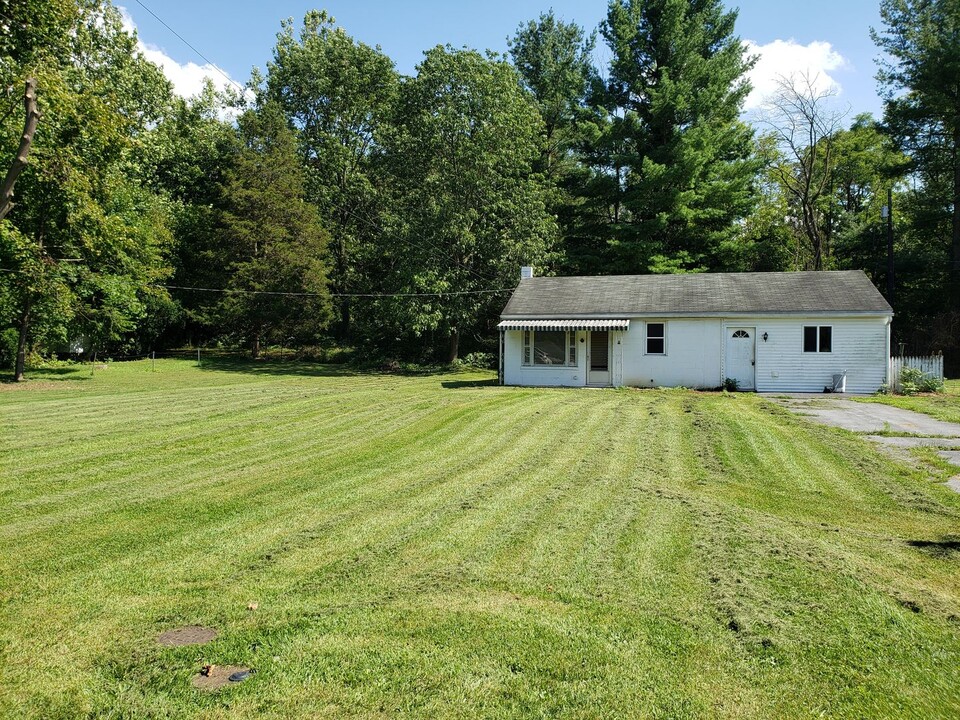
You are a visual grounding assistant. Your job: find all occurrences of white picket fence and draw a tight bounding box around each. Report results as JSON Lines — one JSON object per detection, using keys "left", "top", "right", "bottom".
{"left": 888, "top": 354, "right": 944, "bottom": 393}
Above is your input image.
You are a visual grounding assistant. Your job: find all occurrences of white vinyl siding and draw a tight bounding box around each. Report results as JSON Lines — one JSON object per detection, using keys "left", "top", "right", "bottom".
{"left": 750, "top": 317, "right": 887, "bottom": 393}
{"left": 621, "top": 319, "right": 720, "bottom": 388}
{"left": 505, "top": 330, "right": 588, "bottom": 386}
{"left": 502, "top": 315, "right": 889, "bottom": 393}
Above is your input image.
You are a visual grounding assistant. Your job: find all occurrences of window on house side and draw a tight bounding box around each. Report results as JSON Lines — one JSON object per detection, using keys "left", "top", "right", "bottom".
{"left": 646, "top": 322, "right": 665, "bottom": 354}
{"left": 803, "top": 325, "right": 832, "bottom": 352}
{"left": 522, "top": 330, "right": 577, "bottom": 366}
{"left": 819, "top": 326, "right": 832, "bottom": 352}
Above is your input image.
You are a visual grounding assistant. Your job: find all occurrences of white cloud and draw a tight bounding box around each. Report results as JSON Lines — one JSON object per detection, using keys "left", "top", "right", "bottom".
{"left": 743, "top": 39, "right": 847, "bottom": 110}
{"left": 118, "top": 6, "right": 240, "bottom": 99}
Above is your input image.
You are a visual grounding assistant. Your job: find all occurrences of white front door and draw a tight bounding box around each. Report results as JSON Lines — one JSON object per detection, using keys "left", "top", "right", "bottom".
{"left": 588, "top": 330, "right": 610, "bottom": 385}
{"left": 725, "top": 327, "right": 756, "bottom": 390}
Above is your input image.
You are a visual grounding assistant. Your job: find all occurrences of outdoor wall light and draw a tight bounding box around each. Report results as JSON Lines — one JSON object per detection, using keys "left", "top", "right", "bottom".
{"left": 762, "top": 332, "right": 769, "bottom": 342}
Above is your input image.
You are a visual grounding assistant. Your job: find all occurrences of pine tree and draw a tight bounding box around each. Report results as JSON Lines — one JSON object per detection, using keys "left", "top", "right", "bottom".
{"left": 598, "top": 0, "right": 759, "bottom": 273}
{"left": 873, "top": 0, "right": 960, "bottom": 306}
{"left": 217, "top": 105, "right": 331, "bottom": 358}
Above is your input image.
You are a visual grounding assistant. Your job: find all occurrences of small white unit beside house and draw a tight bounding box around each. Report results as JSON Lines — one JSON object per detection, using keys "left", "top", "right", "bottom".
{"left": 497, "top": 269, "right": 894, "bottom": 393}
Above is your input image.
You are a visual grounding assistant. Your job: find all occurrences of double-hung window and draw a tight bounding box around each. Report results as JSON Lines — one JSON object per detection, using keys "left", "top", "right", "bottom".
{"left": 522, "top": 330, "right": 577, "bottom": 366}
{"left": 803, "top": 325, "right": 832, "bottom": 353}
{"left": 645, "top": 322, "right": 666, "bottom": 355}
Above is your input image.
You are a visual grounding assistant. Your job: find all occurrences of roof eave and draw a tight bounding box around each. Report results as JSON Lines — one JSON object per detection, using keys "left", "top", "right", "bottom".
{"left": 501, "top": 310, "right": 894, "bottom": 319}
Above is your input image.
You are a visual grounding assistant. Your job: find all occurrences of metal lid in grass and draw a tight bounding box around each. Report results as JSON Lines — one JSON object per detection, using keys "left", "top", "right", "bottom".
{"left": 191, "top": 665, "right": 255, "bottom": 691}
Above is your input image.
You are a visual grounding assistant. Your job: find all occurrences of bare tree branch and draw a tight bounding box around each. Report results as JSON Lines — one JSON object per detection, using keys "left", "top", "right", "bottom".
{"left": 757, "top": 72, "right": 848, "bottom": 269}
{"left": 0, "top": 78, "right": 40, "bottom": 222}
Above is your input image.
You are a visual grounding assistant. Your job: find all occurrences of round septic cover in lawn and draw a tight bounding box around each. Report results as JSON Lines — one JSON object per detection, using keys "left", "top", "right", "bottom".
{"left": 157, "top": 625, "right": 217, "bottom": 646}
{"left": 191, "top": 665, "right": 255, "bottom": 691}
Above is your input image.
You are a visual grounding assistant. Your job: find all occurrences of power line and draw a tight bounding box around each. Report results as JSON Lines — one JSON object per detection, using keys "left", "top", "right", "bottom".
{"left": 157, "top": 284, "right": 513, "bottom": 298}
{"left": 132, "top": 0, "right": 246, "bottom": 94}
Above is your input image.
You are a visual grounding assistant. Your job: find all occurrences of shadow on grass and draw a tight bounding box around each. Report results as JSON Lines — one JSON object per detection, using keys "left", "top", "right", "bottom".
{"left": 906, "top": 536, "right": 960, "bottom": 557}
{"left": 441, "top": 378, "right": 498, "bottom": 389}
{"left": 194, "top": 354, "right": 360, "bottom": 379}
{"left": 1, "top": 367, "right": 92, "bottom": 385}
{"left": 10, "top": 351, "right": 500, "bottom": 385}
{"left": 189, "top": 352, "right": 499, "bottom": 385}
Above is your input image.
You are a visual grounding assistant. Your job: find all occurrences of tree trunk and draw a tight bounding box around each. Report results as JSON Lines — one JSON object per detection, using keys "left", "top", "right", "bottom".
{"left": 0, "top": 78, "right": 39, "bottom": 221}
{"left": 14, "top": 296, "right": 31, "bottom": 382}
{"left": 952, "top": 121, "right": 960, "bottom": 308}
{"left": 252, "top": 333, "right": 261, "bottom": 359}
{"left": 334, "top": 230, "right": 351, "bottom": 342}
{"left": 447, "top": 328, "right": 459, "bottom": 364}
{"left": 339, "top": 296, "right": 351, "bottom": 342}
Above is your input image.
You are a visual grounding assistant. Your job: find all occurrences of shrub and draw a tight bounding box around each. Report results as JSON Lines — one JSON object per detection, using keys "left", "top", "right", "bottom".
{"left": 0, "top": 328, "right": 18, "bottom": 369}
{"left": 723, "top": 377, "right": 739, "bottom": 392}
{"left": 458, "top": 352, "right": 496, "bottom": 370}
{"left": 899, "top": 366, "right": 924, "bottom": 395}
{"left": 898, "top": 366, "right": 944, "bottom": 395}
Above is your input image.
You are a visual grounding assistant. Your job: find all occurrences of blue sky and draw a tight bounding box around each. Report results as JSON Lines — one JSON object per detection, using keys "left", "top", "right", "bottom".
{"left": 120, "top": 0, "right": 888, "bottom": 120}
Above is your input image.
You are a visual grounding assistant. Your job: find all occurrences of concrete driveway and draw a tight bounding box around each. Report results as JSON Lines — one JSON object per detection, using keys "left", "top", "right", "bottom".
{"left": 770, "top": 394, "right": 960, "bottom": 435}
{"left": 768, "top": 394, "right": 960, "bottom": 493}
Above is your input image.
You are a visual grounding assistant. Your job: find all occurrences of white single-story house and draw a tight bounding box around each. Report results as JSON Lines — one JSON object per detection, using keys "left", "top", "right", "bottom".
{"left": 497, "top": 269, "right": 894, "bottom": 393}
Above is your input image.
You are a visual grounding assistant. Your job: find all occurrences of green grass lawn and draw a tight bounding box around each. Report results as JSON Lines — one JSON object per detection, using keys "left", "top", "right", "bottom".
{"left": 854, "top": 379, "right": 960, "bottom": 425}
{"left": 2, "top": 359, "right": 959, "bottom": 719}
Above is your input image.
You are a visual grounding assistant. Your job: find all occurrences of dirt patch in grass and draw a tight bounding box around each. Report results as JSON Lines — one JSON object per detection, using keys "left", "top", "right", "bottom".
{"left": 191, "top": 665, "right": 254, "bottom": 691}
{"left": 157, "top": 625, "right": 217, "bottom": 647}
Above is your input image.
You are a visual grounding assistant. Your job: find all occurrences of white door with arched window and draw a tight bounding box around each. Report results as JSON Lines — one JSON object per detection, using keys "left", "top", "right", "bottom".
{"left": 725, "top": 327, "right": 756, "bottom": 390}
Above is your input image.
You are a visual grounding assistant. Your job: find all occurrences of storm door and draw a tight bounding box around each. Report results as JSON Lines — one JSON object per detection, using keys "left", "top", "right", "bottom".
{"left": 588, "top": 330, "right": 610, "bottom": 386}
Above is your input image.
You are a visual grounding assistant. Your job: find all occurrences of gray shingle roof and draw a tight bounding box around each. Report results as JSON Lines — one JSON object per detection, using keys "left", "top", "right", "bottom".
{"left": 500, "top": 271, "right": 893, "bottom": 318}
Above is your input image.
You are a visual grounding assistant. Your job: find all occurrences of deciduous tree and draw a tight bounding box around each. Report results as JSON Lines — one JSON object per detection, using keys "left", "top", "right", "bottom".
{"left": 264, "top": 11, "right": 398, "bottom": 341}
{"left": 759, "top": 73, "right": 847, "bottom": 270}
{"left": 0, "top": 1, "right": 175, "bottom": 379}
{"left": 381, "top": 46, "right": 556, "bottom": 362}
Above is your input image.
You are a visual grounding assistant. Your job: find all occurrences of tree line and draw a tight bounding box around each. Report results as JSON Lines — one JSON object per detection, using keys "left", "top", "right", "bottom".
{"left": 1, "top": 0, "right": 958, "bottom": 378}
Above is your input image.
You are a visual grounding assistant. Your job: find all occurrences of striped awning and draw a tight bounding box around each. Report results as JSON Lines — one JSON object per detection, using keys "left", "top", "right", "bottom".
{"left": 497, "top": 319, "right": 630, "bottom": 331}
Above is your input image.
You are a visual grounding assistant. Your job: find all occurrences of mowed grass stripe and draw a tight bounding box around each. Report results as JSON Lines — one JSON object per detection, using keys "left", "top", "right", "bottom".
{"left": 1, "top": 385, "right": 595, "bottom": 704}
{"left": 1, "top": 362, "right": 960, "bottom": 718}
{"left": 3, "top": 389, "right": 537, "bottom": 578}
{"left": 2, "top": 376, "right": 428, "bottom": 482}
{"left": 683, "top": 394, "right": 959, "bottom": 528}
{"left": 488, "top": 393, "right": 656, "bottom": 585}
{"left": 391, "top": 391, "right": 633, "bottom": 578}
{"left": 259, "top": 390, "right": 599, "bottom": 583}
{"left": 5, "top": 387, "right": 543, "bottom": 586}
{"left": 2, "top": 378, "right": 522, "bottom": 520}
